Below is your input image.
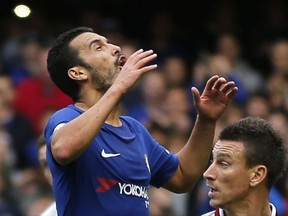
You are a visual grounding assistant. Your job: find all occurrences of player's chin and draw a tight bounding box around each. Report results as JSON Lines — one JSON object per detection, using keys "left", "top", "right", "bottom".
{"left": 209, "top": 199, "right": 222, "bottom": 209}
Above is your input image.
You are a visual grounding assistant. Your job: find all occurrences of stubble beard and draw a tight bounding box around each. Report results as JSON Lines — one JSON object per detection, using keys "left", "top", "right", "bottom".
{"left": 91, "top": 66, "right": 118, "bottom": 92}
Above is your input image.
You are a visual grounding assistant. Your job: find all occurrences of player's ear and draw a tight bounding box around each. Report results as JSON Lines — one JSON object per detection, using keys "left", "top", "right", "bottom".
{"left": 249, "top": 165, "right": 267, "bottom": 187}
{"left": 68, "top": 67, "right": 88, "bottom": 80}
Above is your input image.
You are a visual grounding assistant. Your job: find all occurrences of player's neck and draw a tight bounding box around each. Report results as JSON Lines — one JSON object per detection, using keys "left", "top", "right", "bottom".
{"left": 223, "top": 200, "right": 271, "bottom": 216}
{"left": 104, "top": 107, "right": 122, "bottom": 126}
{"left": 76, "top": 85, "right": 105, "bottom": 109}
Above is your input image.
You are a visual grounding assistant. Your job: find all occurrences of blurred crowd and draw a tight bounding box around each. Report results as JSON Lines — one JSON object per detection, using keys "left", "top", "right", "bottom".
{"left": 1, "top": 0, "right": 288, "bottom": 215}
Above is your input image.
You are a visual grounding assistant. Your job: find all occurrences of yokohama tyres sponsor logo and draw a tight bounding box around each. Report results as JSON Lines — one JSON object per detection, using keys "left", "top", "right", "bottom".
{"left": 118, "top": 182, "right": 149, "bottom": 200}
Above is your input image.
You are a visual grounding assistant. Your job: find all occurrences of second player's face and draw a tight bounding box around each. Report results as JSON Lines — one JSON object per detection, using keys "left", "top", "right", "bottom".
{"left": 203, "top": 140, "right": 253, "bottom": 208}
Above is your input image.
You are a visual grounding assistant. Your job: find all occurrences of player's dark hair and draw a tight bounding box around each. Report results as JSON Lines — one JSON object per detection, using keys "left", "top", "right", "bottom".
{"left": 47, "top": 27, "right": 94, "bottom": 101}
{"left": 219, "top": 116, "right": 287, "bottom": 189}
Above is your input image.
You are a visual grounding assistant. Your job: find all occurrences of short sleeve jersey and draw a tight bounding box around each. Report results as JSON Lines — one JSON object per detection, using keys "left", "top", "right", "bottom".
{"left": 44, "top": 105, "right": 179, "bottom": 216}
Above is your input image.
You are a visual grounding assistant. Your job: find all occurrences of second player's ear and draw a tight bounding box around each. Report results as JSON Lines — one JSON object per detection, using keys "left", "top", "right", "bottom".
{"left": 68, "top": 67, "right": 88, "bottom": 80}
{"left": 249, "top": 165, "right": 267, "bottom": 187}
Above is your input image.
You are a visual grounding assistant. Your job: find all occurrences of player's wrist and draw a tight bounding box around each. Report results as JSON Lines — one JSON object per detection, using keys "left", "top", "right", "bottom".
{"left": 107, "top": 84, "right": 126, "bottom": 97}
{"left": 196, "top": 114, "right": 218, "bottom": 124}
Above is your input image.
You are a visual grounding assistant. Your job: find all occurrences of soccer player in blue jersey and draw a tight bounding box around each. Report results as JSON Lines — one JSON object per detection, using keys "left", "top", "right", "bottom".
{"left": 45, "top": 27, "right": 238, "bottom": 216}
{"left": 202, "top": 117, "right": 286, "bottom": 216}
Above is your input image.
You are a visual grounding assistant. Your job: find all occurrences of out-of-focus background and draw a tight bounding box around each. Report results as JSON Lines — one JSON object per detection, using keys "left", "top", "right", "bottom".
{"left": 0, "top": 0, "right": 288, "bottom": 215}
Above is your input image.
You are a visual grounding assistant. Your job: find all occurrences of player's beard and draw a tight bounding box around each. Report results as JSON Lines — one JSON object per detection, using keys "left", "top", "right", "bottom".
{"left": 90, "top": 66, "right": 118, "bottom": 92}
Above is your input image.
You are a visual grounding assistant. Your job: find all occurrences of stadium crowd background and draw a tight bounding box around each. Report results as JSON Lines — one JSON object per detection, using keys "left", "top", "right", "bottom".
{"left": 0, "top": 0, "right": 288, "bottom": 215}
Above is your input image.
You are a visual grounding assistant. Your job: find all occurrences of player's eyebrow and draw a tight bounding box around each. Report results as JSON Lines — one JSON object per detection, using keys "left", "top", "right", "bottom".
{"left": 212, "top": 150, "right": 232, "bottom": 160}
{"left": 88, "top": 39, "right": 100, "bottom": 50}
{"left": 88, "top": 37, "right": 109, "bottom": 50}
{"left": 216, "top": 152, "right": 232, "bottom": 160}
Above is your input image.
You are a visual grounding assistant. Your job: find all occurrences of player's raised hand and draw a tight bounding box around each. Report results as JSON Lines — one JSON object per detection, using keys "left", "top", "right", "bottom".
{"left": 113, "top": 49, "right": 157, "bottom": 95}
{"left": 191, "top": 75, "right": 238, "bottom": 121}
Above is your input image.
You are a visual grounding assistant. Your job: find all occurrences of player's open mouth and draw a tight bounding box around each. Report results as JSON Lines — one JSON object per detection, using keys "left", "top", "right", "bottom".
{"left": 206, "top": 184, "right": 217, "bottom": 196}
{"left": 208, "top": 188, "right": 217, "bottom": 197}
{"left": 118, "top": 55, "right": 126, "bottom": 70}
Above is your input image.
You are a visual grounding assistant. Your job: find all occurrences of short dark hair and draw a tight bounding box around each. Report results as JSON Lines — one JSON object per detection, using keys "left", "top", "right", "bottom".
{"left": 47, "top": 27, "right": 94, "bottom": 101}
{"left": 219, "top": 116, "right": 287, "bottom": 189}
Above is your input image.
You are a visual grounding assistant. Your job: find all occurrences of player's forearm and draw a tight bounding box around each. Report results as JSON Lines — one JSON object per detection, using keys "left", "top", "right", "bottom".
{"left": 176, "top": 115, "right": 216, "bottom": 191}
{"left": 51, "top": 86, "right": 123, "bottom": 165}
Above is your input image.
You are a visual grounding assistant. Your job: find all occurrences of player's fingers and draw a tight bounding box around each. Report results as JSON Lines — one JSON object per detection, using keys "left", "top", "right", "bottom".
{"left": 204, "top": 75, "right": 220, "bottom": 90}
{"left": 135, "top": 53, "right": 157, "bottom": 68}
{"left": 212, "top": 77, "right": 227, "bottom": 90}
{"left": 138, "top": 64, "right": 158, "bottom": 73}
{"left": 127, "top": 49, "right": 155, "bottom": 63}
{"left": 226, "top": 87, "right": 238, "bottom": 99}
{"left": 138, "top": 50, "right": 155, "bottom": 58}
{"left": 220, "top": 81, "right": 236, "bottom": 93}
{"left": 191, "top": 87, "right": 200, "bottom": 104}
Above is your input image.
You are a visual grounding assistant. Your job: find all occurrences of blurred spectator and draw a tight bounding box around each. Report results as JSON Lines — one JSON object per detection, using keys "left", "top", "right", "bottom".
{"left": 269, "top": 109, "right": 288, "bottom": 144}
{"left": 79, "top": 10, "right": 102, "bottom": 34}
{"left": 250, "top": 0, "right": 288, "bottom": 72}
{"left": 125, "top": 71, "right": 169, "bottom": 128}
{"left": 0, "top": 74, "right": 37, "bottom": 170}
{"left": 0, "top": 74, "right": 42, "bottom": 214}
{"left": 162, "top": 55, "right": 190, "bottom": 89}
{"left": 0, "top": 19, "right": 25, "bottom": 76}
{"left": 0, "top": 129, "right": 23, "bottom": 215}
{"left": 213, "top": 102, "right": 245, "bottom": 143}
{"left": 190, "top": 178, "right": 214, "bottom": 215}
{"left": 207, "top": 54, "right": 249, "bottom": 105}
{"left": 149, "top": 187, "right": 176, "bottom": 216}
{"left": 214, "top": 32, "right": 264, "bottom": 94}
{"left": 266, "top": 40, "right": 288, "bottom": 111}
{"left": 99, "top": 18, "right": 126, "bottom": 47}
{"left": 245, "top": 92, "right": 271, "bottom": 119}
{"left": 5, "top": 32, "right": 46, "bottom": 85}
{"left": 190, "top": 57, "right": 210, "bottom": 91}
{"left": 120, "top": 40, "right": 140, "bottom": 58}
{"left": 14, "top": 39, "right": 72, "bottom": 136}
{"left": 207, "top": 0, "right": 240, "bottom": 36}
{"left": 147, "top": 121, "right": 172, "bottom": 150}
{"left": 164, "top": 87, "right": 194, "bottom": 137}
{"left": 142, "top": 10, "right": 188, "bottom": 67}
{"left": 27, "top": 196, "right": 55, "bottom": 216}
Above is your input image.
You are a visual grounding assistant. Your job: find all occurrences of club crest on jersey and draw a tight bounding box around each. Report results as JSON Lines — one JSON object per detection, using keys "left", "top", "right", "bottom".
{"left": 144, "top": 154, "right": 151, "bottom": 174}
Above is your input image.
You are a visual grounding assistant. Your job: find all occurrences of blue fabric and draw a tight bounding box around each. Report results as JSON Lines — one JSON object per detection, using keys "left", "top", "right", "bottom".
{"left": 44, "top": 105, "right": 179, "bottom": 216}
{"left": 269, "top": 187, "right": 286, "bottom": 215}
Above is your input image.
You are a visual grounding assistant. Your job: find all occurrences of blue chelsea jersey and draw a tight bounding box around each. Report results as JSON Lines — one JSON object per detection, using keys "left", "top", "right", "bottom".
{"left": 44, "top": 105, "right": 179, "bottom": 216}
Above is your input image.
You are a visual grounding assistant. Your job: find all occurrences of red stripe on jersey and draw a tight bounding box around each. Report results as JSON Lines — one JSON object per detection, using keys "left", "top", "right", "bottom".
{"left": 96, "top": 177, "right": 118, "bottom": 192}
